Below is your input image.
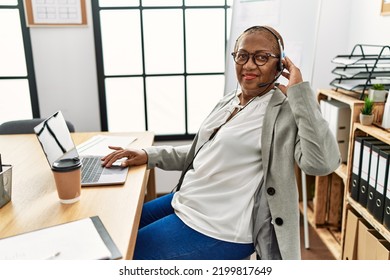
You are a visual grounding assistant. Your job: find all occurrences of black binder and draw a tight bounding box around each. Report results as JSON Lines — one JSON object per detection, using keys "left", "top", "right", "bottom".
{"left": 372, "top": 149, "right": 390, "bottom": 223}
{"left": 367, "top": 144, "right": 390, "bottom": 214}
{"left": 350, "top": 136, "right": 375, "bottom": 201}
{"left": 384, "top": 187, "right": 390, "bottom": 230}
{"left": 358, "top": 138, "right": 383, "bottom": 206}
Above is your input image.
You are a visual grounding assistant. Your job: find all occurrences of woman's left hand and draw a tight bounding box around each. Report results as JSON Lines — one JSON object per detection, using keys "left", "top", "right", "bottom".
{"left": 277, "top": 56, "right": 303, "bottom": 95}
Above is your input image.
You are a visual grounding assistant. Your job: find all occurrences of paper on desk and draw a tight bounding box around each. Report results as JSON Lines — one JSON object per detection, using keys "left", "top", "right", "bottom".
{"left": 77, "top": 135, "right": 137, "bottom": 157}
{"left": 0, "top": 218, "right": 111, "bottom": 260}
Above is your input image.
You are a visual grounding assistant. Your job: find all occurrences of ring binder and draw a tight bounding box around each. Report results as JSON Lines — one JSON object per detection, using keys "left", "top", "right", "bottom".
{"left": 350, "top": 136, "right": 376, "bottom": 202}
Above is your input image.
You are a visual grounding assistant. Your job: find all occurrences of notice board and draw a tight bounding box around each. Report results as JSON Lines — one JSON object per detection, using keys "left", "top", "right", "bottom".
{"left": 382, "top": 0, "right": 390, "bottom": 15}
{"left": 24, "top": 0, "right": 87, "bottom": 26}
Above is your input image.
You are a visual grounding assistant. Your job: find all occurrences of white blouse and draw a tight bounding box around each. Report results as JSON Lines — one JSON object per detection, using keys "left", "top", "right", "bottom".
{"left": 172, "top": 90, "right": 273, "bottom": 243}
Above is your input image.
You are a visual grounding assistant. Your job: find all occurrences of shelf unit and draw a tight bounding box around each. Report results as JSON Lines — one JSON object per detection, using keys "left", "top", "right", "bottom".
{"left": 317, "top": 89, "right": 366, "bottom": 192}
{"left": 345, "top": 123, "right": 390, "bottom": 243}
{"left": 305, "top": 89, "right": 388, "bottom": 259}
{"left": 330, "top": 44, "right": 390, "bottom": 100}
{"left": 312, "top": 89, "right": 364, "bottom": 259}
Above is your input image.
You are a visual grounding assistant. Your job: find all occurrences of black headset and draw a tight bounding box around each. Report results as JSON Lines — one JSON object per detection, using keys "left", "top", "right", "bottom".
{"left": 242, "top": 26, "right": 285, "bottom": 72}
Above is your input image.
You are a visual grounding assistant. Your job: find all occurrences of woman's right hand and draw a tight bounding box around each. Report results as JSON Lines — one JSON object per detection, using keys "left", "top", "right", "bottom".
{"left": 101, "top": 146, "right": 148, "bottom": 168}
{"left": 276, "top": 56, "right": 303, "bottom": 95}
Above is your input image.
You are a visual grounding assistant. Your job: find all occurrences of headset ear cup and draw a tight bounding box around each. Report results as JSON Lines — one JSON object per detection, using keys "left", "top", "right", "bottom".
{"left": 276, "top": 37, "right": 284, "bottom": 72}
{"left": 276, "top": 57, "right": 283, "bottom": 72}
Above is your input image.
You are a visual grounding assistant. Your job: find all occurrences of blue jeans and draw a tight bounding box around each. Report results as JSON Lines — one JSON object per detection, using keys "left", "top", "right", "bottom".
{"left": 133, "top": 193, "right": 255, "bottom": 260}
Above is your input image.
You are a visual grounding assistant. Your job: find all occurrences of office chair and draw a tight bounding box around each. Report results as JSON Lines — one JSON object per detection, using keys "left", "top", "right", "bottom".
{"left": 0, "top": 118, "right": 75, "bottom": 134}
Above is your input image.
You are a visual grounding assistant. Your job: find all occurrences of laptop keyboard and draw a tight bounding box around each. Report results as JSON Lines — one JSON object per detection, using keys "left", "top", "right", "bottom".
{"left": 81, "top": 157, "right": 104, "bottom": 184}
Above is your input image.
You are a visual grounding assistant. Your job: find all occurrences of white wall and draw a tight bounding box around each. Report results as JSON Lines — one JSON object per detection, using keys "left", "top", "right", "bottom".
{"left": 311, "top": 0, "right": 352, "bottom": 91}
{"left": 29, "top": 0, "right": 100, "bottom": 132}
{"left": 311, "top": 0, "right": 390, "bottom": 92}
{"left": 153, "top": 140, "right": 191, "bottom": 194}
{"left": 29, "top": 0, "right": 390, "bottom": 193}
{"left": 347, "top": 0, "right": 390, "bottom": 48}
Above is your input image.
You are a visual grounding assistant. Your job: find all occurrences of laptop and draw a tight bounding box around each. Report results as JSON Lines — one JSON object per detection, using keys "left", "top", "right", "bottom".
{"left": 34, "top": 111, "right": 133, "bottom": 186}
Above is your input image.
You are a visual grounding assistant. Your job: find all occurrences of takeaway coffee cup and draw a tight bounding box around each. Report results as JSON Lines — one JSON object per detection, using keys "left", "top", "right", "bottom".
{"left": 51, "top": 158, "right": 82, "bottom": 204}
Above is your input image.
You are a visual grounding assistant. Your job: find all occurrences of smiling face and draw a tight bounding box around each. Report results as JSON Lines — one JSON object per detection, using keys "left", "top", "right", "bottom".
{"left": 234, "top": 30, "right": 280, "bottom": 101}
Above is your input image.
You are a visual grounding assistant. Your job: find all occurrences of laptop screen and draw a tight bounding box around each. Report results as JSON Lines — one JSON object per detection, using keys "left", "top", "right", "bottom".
{"left": 34, "top": 111, "right": 78, "bottom": 167}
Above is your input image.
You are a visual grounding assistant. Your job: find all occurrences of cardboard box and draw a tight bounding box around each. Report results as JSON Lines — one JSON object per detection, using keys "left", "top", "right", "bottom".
{"left": 366, "top": 229, "right": 390, "bottom": 259}
{"left": 376, "top": 240, "right": 390, "bottom": 260}
{"left": 349, "top": 213, "right": 390, "bottom": 260}
{"left": 357, "top": 219, "right": 373, "bottom": 259}
{"left": 343, "top": 209, "right": 361, "bottom": 260}
{"left": 366, "top": 229, "right": 383, "bottom": 260}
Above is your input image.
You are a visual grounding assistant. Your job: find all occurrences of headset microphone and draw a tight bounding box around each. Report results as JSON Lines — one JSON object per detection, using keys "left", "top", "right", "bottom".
{"left": 257, "top": 69, "right": 283, "bottom": 88}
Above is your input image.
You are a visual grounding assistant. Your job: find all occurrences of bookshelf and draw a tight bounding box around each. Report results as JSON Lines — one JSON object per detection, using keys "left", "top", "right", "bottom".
{"left": 345, "top": 123, "right": 390, "bottom": 243}
{"left": 306, "top": 89, "right": 390, "bottom": 259}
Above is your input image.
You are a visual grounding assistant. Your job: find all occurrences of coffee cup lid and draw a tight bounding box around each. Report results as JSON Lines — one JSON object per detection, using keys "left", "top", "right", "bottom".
{"left": 52, "top": 158, "right": 82, "bottom": 172}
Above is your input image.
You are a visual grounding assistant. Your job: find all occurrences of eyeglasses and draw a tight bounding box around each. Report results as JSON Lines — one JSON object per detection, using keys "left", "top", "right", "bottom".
{"left": 231, "top": 51, "right": 279, "bottom": 66}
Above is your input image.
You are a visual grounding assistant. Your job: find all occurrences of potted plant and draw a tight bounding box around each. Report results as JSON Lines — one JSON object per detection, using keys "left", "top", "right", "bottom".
{"left": 360, "top": 97, "right": 374, "bottom": 125}
{"left": 368, "top": 83, "right": 388, "bottom": 102}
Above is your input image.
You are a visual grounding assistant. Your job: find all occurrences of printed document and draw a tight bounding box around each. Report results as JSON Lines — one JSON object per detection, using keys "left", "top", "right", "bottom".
{"left": 0, "top": 218, "right": 112, "bottom": 260}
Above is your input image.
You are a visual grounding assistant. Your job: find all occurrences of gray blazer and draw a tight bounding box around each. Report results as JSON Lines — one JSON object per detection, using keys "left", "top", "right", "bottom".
{"left": 145, "top": 82, "right": 340, "bottom": 260}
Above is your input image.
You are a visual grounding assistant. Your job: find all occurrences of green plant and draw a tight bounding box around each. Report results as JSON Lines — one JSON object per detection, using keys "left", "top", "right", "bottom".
{"left": 372, "top": 83, "right": 385, "bottom": 90}
{"left": 361, "top": 97, "right": 374, "bottom": 115}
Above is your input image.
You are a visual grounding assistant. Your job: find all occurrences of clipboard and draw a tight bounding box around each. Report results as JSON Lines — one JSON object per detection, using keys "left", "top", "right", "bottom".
{"left": 90, "top": 216, "right": 122, "bottom": 260}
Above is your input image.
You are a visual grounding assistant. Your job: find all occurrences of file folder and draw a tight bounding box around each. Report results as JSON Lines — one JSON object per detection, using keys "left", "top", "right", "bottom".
{"left": 366, "top": 230, "right": 388, "bottom": 260}
{"left": 373, "top": 149, "right": 390, "bottom": 223}
{"left": 350, "top": 136, "right": 375, "bottom": 201}
{"left": 342, "top": 209, "right": 362, "bottom": 260}
{"left": 319, "top": 99, "right": 351, "bottom": 163}
{"left": 376, "top": 240, "right": 390, "bottom": 260}
{"left": 359, "top": 138, "right": 383, "bottom": 206}
{"left": 357, "top": 219, "right": 373, "bottom": 260}
{"left": 367, "top": 144, "right": 390, "bottom": 214}
{"left": 383, "top": 169, "right": 390, "bottom": 230}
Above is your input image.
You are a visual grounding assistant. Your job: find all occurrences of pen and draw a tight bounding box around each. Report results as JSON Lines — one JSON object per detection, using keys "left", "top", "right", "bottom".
{"left": 45, "top": 251, "right": 61, "bottom": 260}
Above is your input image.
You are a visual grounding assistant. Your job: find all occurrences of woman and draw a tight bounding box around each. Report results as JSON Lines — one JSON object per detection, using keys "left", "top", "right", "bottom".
{"left": 102, "top": 26, "right": 340, "bottom": 260}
